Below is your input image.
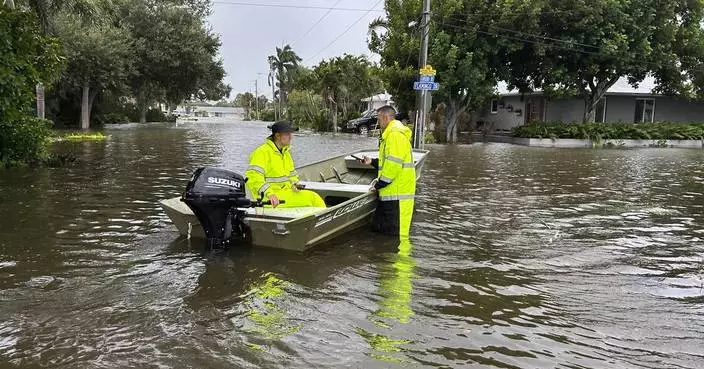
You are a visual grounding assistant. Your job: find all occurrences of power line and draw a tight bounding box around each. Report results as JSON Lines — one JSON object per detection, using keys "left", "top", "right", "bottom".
{"left": 294, "top": 0, "right": 343, "bottom": 45}
{"left": 304, "top": 0, "right": 384, "bottom": 63}
{"left": 441, "top": 15, "right": 601, "bottom": 50}
{"left": 437, "top": 21, "right": 704, "bottom": 73}
{"left": 211, "top": 1, "right": 384, "bottom": 13}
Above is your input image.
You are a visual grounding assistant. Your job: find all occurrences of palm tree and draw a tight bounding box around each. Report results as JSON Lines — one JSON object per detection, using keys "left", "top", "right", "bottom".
{"left": 267, "top": 44, "right": 301, "bottom": 118}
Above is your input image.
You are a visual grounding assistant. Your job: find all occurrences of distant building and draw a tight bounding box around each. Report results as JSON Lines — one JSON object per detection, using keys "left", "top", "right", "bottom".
{"left": 191, "top": 106, "right": 245, "bottom": 118}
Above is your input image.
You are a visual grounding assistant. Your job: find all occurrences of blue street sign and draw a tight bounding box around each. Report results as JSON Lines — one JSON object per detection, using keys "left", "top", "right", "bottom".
{"left": 419, "top": 75, "right": 435, "bottom": 83}
{"left": 413, "top": 81, "right": 440, "bottom": 91}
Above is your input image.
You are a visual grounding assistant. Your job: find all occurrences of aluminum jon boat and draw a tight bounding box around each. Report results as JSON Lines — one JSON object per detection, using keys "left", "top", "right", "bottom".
{"left": 159, "top": 149, "right": 429, "bottom": 252}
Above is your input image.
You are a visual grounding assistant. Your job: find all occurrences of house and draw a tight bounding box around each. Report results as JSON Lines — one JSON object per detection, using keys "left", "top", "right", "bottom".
{"left": 361, "top": 91, "right": 394, "bottom": 112}
{"left": 476, "top": 77, "right": 704, "bottom": 133}
{"left": 191, "top": 106, "right": 244, "bottom": 118}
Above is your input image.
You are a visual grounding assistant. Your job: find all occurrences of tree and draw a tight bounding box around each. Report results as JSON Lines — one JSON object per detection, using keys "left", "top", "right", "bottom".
{"left": 312, "top": 54, "right": 382, "bottom": 132}
{"left": 267, "top": 44, "right": 302, "bottom": 118}
{"left": 0, "top": 7, "right": 63, "bottom": 166}
{"left": 500, "top": 0, "right": 704, "bottom": 122}
{"left": 370, "top": 0, "right": 504, "bottom": 143}
{"left": 56, "top": 14, "right": 131, "bottom": 129}
{"left": 12, "top": 0, "right": 107, "bottom": 119}
{"left": 234, "top": 92, "right": 255, "bottom": 119}
{"left": 120, "top": 0, "right": 230, "bottom": 123}
{"left": 287, "top": 89, "right": 325, "bottom": 130}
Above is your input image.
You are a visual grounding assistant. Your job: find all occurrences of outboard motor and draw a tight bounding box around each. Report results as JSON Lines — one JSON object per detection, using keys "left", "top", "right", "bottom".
{"left": 181, "top": 167, "right": 252, "bottom": 249}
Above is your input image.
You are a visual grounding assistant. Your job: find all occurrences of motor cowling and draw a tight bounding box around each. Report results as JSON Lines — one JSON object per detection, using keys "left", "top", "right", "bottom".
{"left": 181, "top": 167, "right": 252, "bottom": 248}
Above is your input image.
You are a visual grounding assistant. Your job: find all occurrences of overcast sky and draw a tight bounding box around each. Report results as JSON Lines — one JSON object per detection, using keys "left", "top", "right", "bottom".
{"left": 207, "top": 0, "right": 385, "bottom": 99}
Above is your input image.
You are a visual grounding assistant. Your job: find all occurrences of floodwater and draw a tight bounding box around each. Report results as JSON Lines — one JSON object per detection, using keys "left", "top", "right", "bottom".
{"left": 1, "top": 120, "right": 703, "bottom": 368}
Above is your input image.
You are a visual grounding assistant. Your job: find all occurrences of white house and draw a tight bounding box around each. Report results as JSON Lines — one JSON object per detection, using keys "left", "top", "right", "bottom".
{"left": 191, "top": 106, "right": 245, "bottom": 118}
{"left": 361, "top": 91, "right": 394, "bottom": 112}
{"left": 476, "top": 77, "right": 704, "bottom": 133}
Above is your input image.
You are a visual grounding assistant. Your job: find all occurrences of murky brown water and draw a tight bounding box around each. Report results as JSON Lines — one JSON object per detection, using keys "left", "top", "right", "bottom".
{"left": 1, "top": 120, "right": 703, "bottom": 368}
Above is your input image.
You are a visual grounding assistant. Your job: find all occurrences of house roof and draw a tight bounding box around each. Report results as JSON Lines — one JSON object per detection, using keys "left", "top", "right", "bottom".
{"left": 193, "top": 106, "right": 245, "bottom": 114}
{"left": 497, "top": 76, "right": 658, "bottom": 96}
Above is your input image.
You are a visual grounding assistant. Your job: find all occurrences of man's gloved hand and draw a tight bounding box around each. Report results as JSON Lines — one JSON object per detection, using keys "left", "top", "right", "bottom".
{"left": 369, "top": 178, "right": 378, "bottom": 192}
{"left": 267, "top": 194, "right": 280, "bottom": 207}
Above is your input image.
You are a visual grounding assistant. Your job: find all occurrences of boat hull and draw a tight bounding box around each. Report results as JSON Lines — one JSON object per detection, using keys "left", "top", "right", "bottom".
{"left": 159, "top": 148, "right": 428, "bottom": 252}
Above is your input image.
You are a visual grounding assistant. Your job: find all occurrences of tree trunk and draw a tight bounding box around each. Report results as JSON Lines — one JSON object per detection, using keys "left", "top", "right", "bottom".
{"left": 138, "top": 88, "right": 147, "bottom": 123}
{"left": 433, "top": 104, "right": 446, "bottom": 143}
{"left": 278, "top": 93, "right": 282, "bottom": 120}
{"left": 445, "top": 100, "right": 465, "bottom": 144}
{"left": 271, "top": 86, "right": 277, "bottom": 121}
{"left": 5, "top": 0, "right": 16, "bottom": 9}
{"left": 89, "top": 89, "right": 98, "bottom": 119}
{"left": 332, "top": 104, "right": 338, "bottom": 133}
{"left": 583, "top": 76, "right": 619, "bottom": 123}
{"left": 583, "top": 94, "right": 598, "bottom": 123}
{"left": 81, "top": 84, "right": 90, "bottom": 129}
{"left": 36, "top": 83, "right": 45, "bottom": 119}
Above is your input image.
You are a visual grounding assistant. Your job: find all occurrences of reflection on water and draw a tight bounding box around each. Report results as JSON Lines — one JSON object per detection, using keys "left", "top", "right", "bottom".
{"left": 358, "top": 238, "right": 416, "bottom": 364}
{"left": 1, "top": 121, "right": 704, "bottom": 368}
{"left": 238, "top": 273, "right": 301, "bottom": 350}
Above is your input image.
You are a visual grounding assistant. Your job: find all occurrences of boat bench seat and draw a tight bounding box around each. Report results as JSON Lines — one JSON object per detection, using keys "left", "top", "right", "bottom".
{"left": 300, "top": 181, "right": 371, "bottom": 196}
{"left": 253, "top": 206, "right": 327, "bottom": 219}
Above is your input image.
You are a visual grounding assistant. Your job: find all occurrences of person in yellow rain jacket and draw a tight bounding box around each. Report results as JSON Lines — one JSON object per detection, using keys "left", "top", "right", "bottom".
{"left": 245, "top": 121, "right": 326, "bottom": 208}
{"left": 361, "top": 106, "right": 416, "bottom": 237}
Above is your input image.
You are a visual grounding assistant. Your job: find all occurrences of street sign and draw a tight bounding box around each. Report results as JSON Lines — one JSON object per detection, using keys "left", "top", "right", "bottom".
{"left": 413, "top": 81, "right": 440, "bottom": 91}
{"left": 416, "top": 64, "right": 439, "bottom": 90}
{"left": 419, "top": 65, "right": 437, "bottom": 76}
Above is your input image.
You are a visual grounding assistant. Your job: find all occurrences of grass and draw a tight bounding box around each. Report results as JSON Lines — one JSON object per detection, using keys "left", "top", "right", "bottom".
{"left": 51, "top": 131, "right": 109, "bottom": 142}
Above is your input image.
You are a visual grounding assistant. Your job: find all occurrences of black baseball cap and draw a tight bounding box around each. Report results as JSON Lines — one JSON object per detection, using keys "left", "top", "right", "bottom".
{"left": 268, "top": 120, "right": 299, "bottom": 133}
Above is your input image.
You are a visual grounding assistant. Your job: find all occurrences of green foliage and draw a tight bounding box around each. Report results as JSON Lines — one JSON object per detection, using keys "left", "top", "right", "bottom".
{"left": 500, "top": 0, "right": 704, "bottom": 121}
{"left": 512, "top": 122, "right": 704, "bottom": 141}
{"left": 287, "top": 89, "right": 327, "bottom": 131}
{"left": 60, "top": 131, "right": 107, "bottom": 141}
{"left": 268, "top": 44, "right": 302, "bottom": 115}
{"left": 56, "top": 14, "right": 131, "bottom": 93}
{"left": 234, "top": 92, "right": 255, "bottom": 119}
{"left": 259, "top": 108, "right": 276, "bottom": 122}
{"left": 311, "top": 54, "right": 383, "bottom": 130}
{"left": 0, "top": 8, "right": 63, "bottom": 167}
{"left": 370, "top": 0, "right": 502, "bottom": 141}
{"left": 0, "top": 117, "right": 53, "bottom": 167}
{"left": 424, "top": 131, "right": 436, "bottom": 144}
{"left": 121, "top": 0, "right": 230, "bottom": 119}
{"left": 0, "top": 8, "right": 63, "bottom": 121}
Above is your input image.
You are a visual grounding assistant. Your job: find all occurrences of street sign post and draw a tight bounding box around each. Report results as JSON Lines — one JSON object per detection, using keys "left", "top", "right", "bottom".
{"left": 414, "top": 64, "right": 438, "bottom": 149}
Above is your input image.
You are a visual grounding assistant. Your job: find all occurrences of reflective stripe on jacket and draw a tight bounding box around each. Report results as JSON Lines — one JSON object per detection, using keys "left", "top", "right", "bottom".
{"left": 245, "top": 139, "right": 299, "bottom": 198}
{"left": 377, "top": 120, "right": 415, "bottom": 201}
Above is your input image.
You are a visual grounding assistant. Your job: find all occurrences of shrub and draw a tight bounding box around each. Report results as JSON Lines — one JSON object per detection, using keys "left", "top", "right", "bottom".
{"left": 0, "top": 117, "right": 53, "bottom": 167}
{"left": 512, "top": 122, "right": 704, "bottom": 141}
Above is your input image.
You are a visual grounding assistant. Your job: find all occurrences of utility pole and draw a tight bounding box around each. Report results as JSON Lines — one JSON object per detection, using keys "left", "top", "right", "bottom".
{"left": 253, "top": 79, "right": 259, "bottom": 121}
{"left": 414, "top": 0, "right": 431, "bottom": 149}
{"left": 255, "top": 72, "right": 263, "bottom": 120}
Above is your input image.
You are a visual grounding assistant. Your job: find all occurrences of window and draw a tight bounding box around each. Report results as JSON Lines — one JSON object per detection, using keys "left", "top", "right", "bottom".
{"left": 490, "top": 99, "right": 499, "bottom": 114}
{"left": 595, "top": 97, "right": 607, "bottom": 123}
{"left": 634, "top": 98, "right": 655, "bottom": 123}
